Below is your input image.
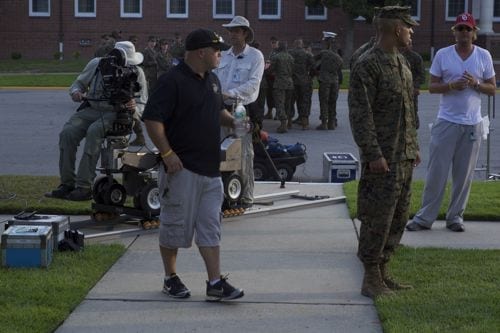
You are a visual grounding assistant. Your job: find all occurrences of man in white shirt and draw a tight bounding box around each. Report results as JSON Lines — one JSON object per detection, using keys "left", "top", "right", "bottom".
{"left": 214, "top": 16, "right": 265, "bottom": 208}
{"left": 406, "top": 13, "right": 496, "bottom": 232}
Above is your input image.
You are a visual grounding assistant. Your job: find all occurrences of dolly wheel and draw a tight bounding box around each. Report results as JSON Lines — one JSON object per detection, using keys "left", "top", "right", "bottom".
{"left": 93, "top": 176, "right": 116, "bottom": 204}
{"left": 253, "top": 162, "right": 268, "bottom": 181}
{"left": 275, "top": 163, "right": 294, "bottom": 181}
{"left": 103, "top": 183, "right": 127, "bottom": 206}
{"left": 138, "top": 181, "right": 161, "bottom": 216}
{"left": 224, "top": 173, "right": 243, "bottom": 203}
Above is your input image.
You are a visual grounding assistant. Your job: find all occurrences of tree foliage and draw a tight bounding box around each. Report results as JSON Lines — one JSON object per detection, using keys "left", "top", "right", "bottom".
{"left": 304, "top": 0, "right": 412, "bottom": 22}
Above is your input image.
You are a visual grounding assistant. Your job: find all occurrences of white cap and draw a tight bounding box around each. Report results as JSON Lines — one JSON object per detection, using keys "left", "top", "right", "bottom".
{"left": 322, "top": 31, "right": 337, "bottom": 40}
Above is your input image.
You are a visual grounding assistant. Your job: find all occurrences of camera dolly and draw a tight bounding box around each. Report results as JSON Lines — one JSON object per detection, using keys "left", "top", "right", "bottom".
{"left": 91, "top": 135, "right": 247, "bottom": 226}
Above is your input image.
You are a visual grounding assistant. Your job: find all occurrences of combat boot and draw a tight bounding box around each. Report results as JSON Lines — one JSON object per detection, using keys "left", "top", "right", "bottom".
{"left": 380, "top": 262, "right": 413, "bottom": 290}
{"left": 361, "top": 264, "right": 394, "bottom": 299}
{"left": 316, "top": 120, "right": 328, "bottom": 130}
{"left": 264, "top": 110, "right": 273, "bottom": 119}
{"left": 327, "top": 119, "right": 336, "bottom": 130}
{"left": 301, "top": 117, "right": 309, "bottom": 130}
{"left": 287, "top": 118, "right": 293, "bottom": 129}
{"left": 276, "top": 120, "right": 288, "bottom": 133}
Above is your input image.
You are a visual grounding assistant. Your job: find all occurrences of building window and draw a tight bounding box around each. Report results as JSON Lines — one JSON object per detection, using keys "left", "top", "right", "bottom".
{"left": 446, "top": 0, "right": 468, "bottom": 21}
{"left": 494, "top": 0, "right": 500, "bottom": 20}
{"left": 213, "top": 0, "right": 234, "bottom": 19}
{"left": 30, "top": 0, "right": 50, "bottom": 17}
{"left": 75, "top": 0, "right": 96, "bottom": 17}
{"left": 121, "top": 0, "right": 142, "bottom": 18}
{"left": 406, "top": 0, "right": 421, "bottom": 20}
{"left": 305, "top": 5, "right": 327, "bottom": 20}
{"left": 167, "top": 0, "right": 189, "bottom": 18}
{"left": 259, "top": 0, "right": 281, "bottom": 20}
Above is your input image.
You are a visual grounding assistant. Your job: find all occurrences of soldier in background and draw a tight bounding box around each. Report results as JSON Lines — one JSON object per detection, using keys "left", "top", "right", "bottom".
{"left": 94, "top": 34, "right": 115, "bottom": 57}
{"left": 348, "top": 6, "right": 420, "bottom": 299}
{"left": 263, "top": 36, "right": 279, "bottom": 119}
{"left": 315, "top": 31, "right": 343, "bottom": 130}
{"left": 157, "top": 38, "right": 173, "bottom": 78}
{"left": 270, "top": 41, "right": 294, "bottom": 133}
{"left": 288, "top": 38, "right": 315, "bottom": 130}
{"left": 401, "top": 43, "right": 425, "bottom": 129}
{"left": 170, "top": 32, "right": 185, "bottom": 65}
{"left": 128, "top": 35, "right": 139, "bottom": 48}
{"left": 350, "top": 36, "right": 376, "bottom": 70}
{"left": 111, "top": 30, "right": 123, "bottom": 41}
{"left": 349, "top": 10, "right": 380, "bottom": 71}
{"left": 142, "top": 36, "right": 159, "bottom": 94}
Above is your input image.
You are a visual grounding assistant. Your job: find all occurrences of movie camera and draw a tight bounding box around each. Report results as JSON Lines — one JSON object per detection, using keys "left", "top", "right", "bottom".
{"left": 97, "top": 48, "right": 141, "bottom": 136}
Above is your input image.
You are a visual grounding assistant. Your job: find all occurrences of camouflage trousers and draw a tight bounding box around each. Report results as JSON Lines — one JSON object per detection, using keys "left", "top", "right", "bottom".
{"left": 318, "top": 80, "right": 339, "bottom": 123}
{"left": 273, "top": 88, "right": 293, "bottom": 121}
{"left": 357, "top": 160, "right": 414, "bottom": 265}
{"left": 291, "top": 83, "right": 313, "bottom": 119}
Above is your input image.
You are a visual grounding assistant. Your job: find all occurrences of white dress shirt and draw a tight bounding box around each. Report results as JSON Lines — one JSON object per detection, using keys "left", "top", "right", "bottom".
{"left": 214, "top": 44, "right": 265, "bottom": 105}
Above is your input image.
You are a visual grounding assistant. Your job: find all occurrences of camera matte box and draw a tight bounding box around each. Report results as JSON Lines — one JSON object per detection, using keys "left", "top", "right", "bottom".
{"left": 1, "top": 225, "right": 53, "bottom": 268}
{"left": 8, "top": 215, "right": 69, "bottom": 249}
{"left": 323, "top": 152, "right": 359, "bottom": 183}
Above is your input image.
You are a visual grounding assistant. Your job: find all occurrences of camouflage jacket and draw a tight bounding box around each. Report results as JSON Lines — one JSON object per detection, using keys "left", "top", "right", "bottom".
{"left": 270, "top": 51, "right": 294, "bottom": 90}
{"left": 349, "top": 36, "right": 376, "bottom": 70}
{"left": 288, "top": 47, "right": 314, "bottom": 86}
{"left": 157, "top": 51, "right": 173, "bottom": 75}
{"left": 170, "top": 41, "right": 185, "bottom": 59}
{"left": 348, "top": 47, "right": 419, "bottom": 164}
{"left": 142, "top": 47, "right": 158, "bottom": 69}
{"left": 315, "top": 49, "right": 343, "bottom": 83}
{"left": 401, "top": 48, "right": 426, "bottom": 89}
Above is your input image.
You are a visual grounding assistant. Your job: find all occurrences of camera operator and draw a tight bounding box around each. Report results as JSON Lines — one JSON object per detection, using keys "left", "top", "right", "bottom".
{"left": 45, "top": 41, "right": 148, "bottom": 201}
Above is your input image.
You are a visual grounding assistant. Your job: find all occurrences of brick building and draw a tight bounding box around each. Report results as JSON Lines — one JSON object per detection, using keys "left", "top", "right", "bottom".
{"left": 0, "top": 0, "right": 499, "bottom": 66}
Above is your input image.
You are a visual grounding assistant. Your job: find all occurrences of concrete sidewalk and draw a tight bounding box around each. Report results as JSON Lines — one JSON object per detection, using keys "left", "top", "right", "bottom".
{"left": 54, "top": 183, "right": 381, "bottom": 333}
{"left": 48, "top": 182, "right": 500, "bottom": 333}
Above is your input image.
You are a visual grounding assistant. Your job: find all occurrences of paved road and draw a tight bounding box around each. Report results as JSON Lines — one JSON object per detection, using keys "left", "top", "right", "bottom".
{"left": 1, "top": 88, "right": 498, "bottom": 181}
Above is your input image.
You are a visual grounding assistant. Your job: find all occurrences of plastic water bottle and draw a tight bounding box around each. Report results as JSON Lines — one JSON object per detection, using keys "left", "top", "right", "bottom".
{"left": 233, "top": 102, "right": 247, "bottom": 137}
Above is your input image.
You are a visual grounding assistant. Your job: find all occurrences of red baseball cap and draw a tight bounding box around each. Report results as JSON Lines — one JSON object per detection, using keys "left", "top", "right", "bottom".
{"left": 454, "top": 13, "right": 479, "bottom": 30}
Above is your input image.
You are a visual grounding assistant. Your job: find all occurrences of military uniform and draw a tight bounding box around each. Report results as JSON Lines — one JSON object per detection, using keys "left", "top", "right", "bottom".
{"left": 169, "top": 39, "right": 185, "bottom": 63}
{"left": 349, "top": 36, "right": 376, "bottom": 70}
{"left": 263, "top": 48, "right": 278, "bottom": 118}
{"left": 289, "top": 45, "right": 314, "bottom": 129}
{"left": 142, "top": 44, "right": 158, "bottom": 94}
{"left": 315, "top": 48, "right": 343, "bottom": 129}
{"left": 157, "top": 42, "right": 173, "bottom": 78}
{"left": 349, "top": 46, "right": 419, "bottom": 265}
{"left": 401, "top": 48, "right": 425, "bottom": 129}
{"left": 94, "top": 36, "right": 115, "bottom": 57}
{"left": 348, "top": 5, "right": 420, "bottom": 299}
{"left": 270, "top": 49, "right": 294, "bottom": 133}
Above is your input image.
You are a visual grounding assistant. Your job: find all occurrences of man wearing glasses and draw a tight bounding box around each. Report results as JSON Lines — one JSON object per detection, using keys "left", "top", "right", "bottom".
{"left": 406, "top": 13, "right": 496, "bottom": 233}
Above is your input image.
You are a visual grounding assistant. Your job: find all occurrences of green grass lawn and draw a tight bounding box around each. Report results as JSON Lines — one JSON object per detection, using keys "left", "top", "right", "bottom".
{"left": 0, "top": 244, "right": 126, "bottom": 333}
{"left": 380, "top": 246, "right": 500, "bottom": 333}
{"left": 343, "top": 179, "right": 500, "bottom": 221}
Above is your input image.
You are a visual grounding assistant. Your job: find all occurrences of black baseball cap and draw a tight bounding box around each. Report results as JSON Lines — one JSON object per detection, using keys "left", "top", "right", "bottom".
{"left": 185, "top": 28, "right": 230, "bottom": 51}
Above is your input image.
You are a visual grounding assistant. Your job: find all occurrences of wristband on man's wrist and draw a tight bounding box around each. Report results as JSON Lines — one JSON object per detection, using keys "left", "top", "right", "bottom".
{"left": 161, "top": 149, "right": 173, "bottom": 158}
{"left": 448, "top": 82, "right": 454, "bottom": 91}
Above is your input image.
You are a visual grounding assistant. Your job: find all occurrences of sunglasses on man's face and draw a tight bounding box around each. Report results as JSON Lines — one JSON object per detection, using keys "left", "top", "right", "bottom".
{"left": 456, "top": 26, "right": 473, "bottom": 32}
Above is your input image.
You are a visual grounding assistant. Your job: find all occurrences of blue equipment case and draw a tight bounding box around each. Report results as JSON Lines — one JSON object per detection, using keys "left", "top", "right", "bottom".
{"left": 323, "top": 152, "right": 359, "bottom": 183}
{"left": 1, "top": 225, "right": 53, "bottom": 268}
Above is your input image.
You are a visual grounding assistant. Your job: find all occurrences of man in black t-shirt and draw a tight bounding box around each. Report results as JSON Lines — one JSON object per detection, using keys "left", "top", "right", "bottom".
{"left": 142, "top": 29, "right": 245, "bottom": 302}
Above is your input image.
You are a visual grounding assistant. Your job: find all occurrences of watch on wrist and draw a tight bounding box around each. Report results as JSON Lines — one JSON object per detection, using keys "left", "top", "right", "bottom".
{"left": 474, "top": 80, "right": 480, "bottom": 90}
